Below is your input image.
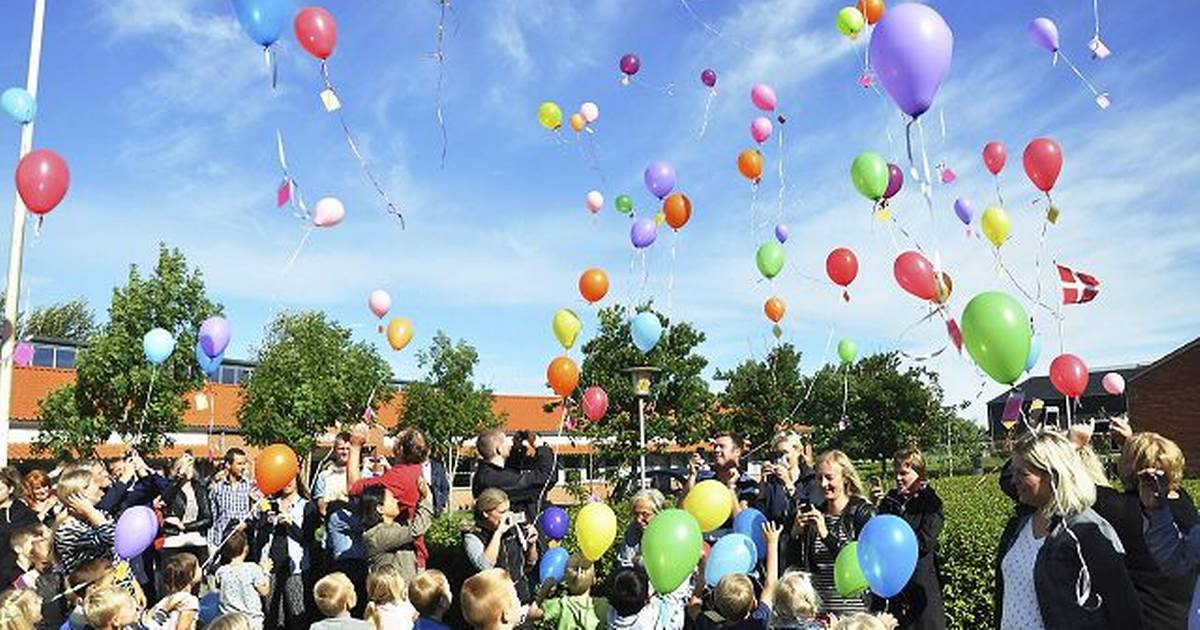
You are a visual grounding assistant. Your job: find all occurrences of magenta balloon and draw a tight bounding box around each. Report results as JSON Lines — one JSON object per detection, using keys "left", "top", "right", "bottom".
{"left": 700, "top": 68, "right": 717, "bottom": 88}
{"left": 631, "top": 218, "right": 658, "bottom": 249}
{"left": 868, "top": 3, "right": 954, "bottom": 118}
{"left": 620, "top": 53, "right": 641, "bottom": 76}
{"left": 884, "top": 163, "right": 904, "bottom": 199}
{"left": 643, "top": 161, "right": 677, "bottom": 199}
{"left": 1028, "top": 17, "right": 1060, "bottom": 53}
{"left": 750, "top": 83, "right": 777, "bottom": 112}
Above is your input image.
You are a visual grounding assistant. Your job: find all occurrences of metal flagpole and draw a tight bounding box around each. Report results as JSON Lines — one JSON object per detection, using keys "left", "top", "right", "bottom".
{"left": 0, "top": 0, "right": 48, "bottom": 466}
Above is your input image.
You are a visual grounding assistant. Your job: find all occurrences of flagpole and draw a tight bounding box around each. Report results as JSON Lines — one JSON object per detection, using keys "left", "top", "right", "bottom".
{"left": 0, "top": 0, "right": 48, "bottom": 466}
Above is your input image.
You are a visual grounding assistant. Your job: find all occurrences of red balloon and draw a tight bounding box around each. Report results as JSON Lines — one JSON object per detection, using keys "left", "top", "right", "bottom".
{"left": 1023, "top": 138, "right": 1063, "bottom": 193}
{"left": 15, "top": 149, "right": 69, "bottom": 215}
{"left": 582, "top": 386, "right": 608, "bottom": 422}
{"left": 982, "top": 141, "right": 1007, "bottom": 176}
{"left": 1049, "top": 353, "right": 1089, "bottom": 398}
{"left": 826, "top": 247, "right": 859, "bottom": 287}
{"left": 893, "top": 251, "right": 937, "bottom": 300}
{"left": 294, "top": 7, "right": 338, "bottom": 60}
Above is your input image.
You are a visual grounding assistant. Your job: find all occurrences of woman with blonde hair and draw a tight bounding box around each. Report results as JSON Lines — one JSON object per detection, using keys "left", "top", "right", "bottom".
{"left": 0, "top": 588, "right": 41, "bottom": 630}
{"left": 161, "top": 453, "right": 211, "bottom": 569}
{"left": 52, "top": 468, "right": 115, "bottom": 575}
{"left": 462, "top": 488, "right": 538, "bottom": 606}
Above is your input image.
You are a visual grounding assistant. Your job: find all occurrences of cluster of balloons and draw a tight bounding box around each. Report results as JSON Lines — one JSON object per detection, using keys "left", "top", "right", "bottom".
{"left": 195, "top": 316, "right": 231, "bottom": 376}
{"left": 838, "top": 0, "right": 884, "bottom": 39}
{"left": 735, "top": 83, "right": 778, "bottom": 185}
{"left": 539, "top": 101, "right": 600, "bottom": 134}
{"left": 364, "top": 289, "right": 413, "bottom": 352}
{"left": 978, "top": 136, "right": 1065, "bottom": 248}
{"left": 834, "top": 515, "right": 917, "bottom": 598}
{"left": 850, "top": 152, "right": 900, "bottom": 210}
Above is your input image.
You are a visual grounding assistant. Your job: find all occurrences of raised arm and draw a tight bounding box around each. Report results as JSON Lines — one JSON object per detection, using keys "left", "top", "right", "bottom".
{"left": 761, "top": 521, "right": 782, "bottom": 608}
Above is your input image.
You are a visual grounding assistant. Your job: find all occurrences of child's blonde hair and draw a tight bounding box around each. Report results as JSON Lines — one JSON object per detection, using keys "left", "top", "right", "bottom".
{"left": 409, "top": 569, "right": 452, "bottom": 618}
{"left": 205, "top": 612, "right": 252, "bottom": 630}
{"left": 365, "top": 564, "right": 408, "bottom": 629}
{"left": 563, "top": 554, "right": 595, "bottom": 596}
{"left": 0, "top": 588, "right": 41, "bottom": 630}
{"left": 834, "top": 612, "right": 890, "bottom": 630}
{"left": 83, "top": 587, "right": 134, "bottom": 630}
{"left": 773, "top": 571, "right": 821, "bottom": 621}
{"left": 314, "top": 572, "right": 357, "bottom": 618}
{"left": 713, "top": 573, "right": 756, "bottom": 621}
{"left": 460, "top": 568, "right": 516, "bottom": 629}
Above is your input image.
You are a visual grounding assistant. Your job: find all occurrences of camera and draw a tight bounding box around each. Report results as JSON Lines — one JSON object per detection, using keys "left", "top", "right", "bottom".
{"left": 514, "top": 430, "right": 534, "bottom": 445}
{"left": 268, "top": 499, "right": 281, "bottom": 514}
{"left": 510, "top": 512, "right": 527, "bottom": 526}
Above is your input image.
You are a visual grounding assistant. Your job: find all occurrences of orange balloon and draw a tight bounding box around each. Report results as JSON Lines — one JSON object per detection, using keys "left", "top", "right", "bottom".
{"left": 579, "top": 267, "right": 609, "bottom": 303}
{"left": 386, "top": 317, "right": 414, "bottom": 351}
{"left": 856, "top": 0, "right": 884, "bottom": 24}
{"left": 933, "top": 271, "right": 953, "bottom": 304}
{"left": 662, "top": 193, "right": 692, "bottom": 230}
{"left": 256, "top": 444, "right": 299, "bottom": 495}
{"left": 569, "top": 112, "right": 586, "bottom": 133}
{"left": 738, "top": 149, "right": 764, "bottom": 183}
{"left": 764, "top": 297, "right": 786, "bottom": 323}
{"left": 547, "top": 355, "right": 579, "bottom": 397}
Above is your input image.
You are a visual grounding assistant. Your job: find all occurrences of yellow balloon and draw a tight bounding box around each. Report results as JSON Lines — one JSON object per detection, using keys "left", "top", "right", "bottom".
{"left": 982, "top": 206, "right": 1011, "bottom": 247}
{"left": 538, "top": 101, "right": 563, "bottom": 131}
{"left": 569, "top": 112, "right": 586, "bottom": 133}
{"left": 683, "top": 479, "right": 734, "bottom": 532}
{"left": 386, "top": 317, "right": 414, "bottom": 352}
{"left": 552, "top": 309, "right": 582, "bottom": 350}
{"left": 575, "top": 502, "right": 617, "bottom": 561}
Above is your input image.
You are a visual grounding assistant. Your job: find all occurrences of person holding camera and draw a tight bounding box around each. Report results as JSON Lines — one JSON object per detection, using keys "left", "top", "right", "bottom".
{"left": 463, "top": 487, "right": 539, "bottom": 606}
{"left": 471, "top": 428, "right": 555, "bottom": 522}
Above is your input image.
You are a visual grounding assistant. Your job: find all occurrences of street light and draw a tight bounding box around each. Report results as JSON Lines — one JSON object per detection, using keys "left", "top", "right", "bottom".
{"left": 623, "top": 365, "right": 660, "bottom": 489}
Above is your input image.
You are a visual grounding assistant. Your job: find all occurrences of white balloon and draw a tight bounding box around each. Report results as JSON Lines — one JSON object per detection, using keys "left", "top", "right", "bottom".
{"left": 580, "top": 101, "right": 599, "bottom": 124}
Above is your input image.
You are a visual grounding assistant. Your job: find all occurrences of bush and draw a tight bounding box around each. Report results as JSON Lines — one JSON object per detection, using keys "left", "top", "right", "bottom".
{"left": 936, "top": 474, "right": 1010, "bottom": 629}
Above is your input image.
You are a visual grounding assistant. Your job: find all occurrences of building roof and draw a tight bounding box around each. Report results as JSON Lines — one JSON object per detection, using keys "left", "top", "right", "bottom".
{"left": 986, "top": 363, "right": 1150, "bottom": 406}
{"left": 1129, "top": 337, "right": 1200, "bottom": 383}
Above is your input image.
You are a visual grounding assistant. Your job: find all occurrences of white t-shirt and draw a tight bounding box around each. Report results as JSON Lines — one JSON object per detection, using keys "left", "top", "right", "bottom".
{"left": 142, "top": 591, "right": 200, "bottom": 630}
{"left": 371, "top": 600, "right": 417, "bottom": 630}
{"left": 1001, "top": 518, "right": 1047, "bottom": 630}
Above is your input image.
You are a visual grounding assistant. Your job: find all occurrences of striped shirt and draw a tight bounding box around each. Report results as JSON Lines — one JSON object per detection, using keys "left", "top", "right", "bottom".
{"left": 54, "top": 516, "right": 116, "bottom": 574}
{"left": 810, "top": 514, "right": 868, "bottom": 616}
{"left": 209, "top": 477, "right": 253, "bottom": 550}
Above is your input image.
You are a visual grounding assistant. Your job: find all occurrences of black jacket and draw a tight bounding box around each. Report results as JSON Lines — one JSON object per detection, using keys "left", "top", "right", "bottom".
{"left": 471, "top": 445, "right": 555, "bottom": 520}
{"left": 786, "top": 495, "right": 875, "bottom": 571}
{"left": 161, "top": 478, "right": 212, "bottom": 536}
{"left": 876, "top": 485, "right": 946, "bottom": 630}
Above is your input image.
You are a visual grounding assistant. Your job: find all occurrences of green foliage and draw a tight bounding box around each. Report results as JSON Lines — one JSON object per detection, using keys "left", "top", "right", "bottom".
{"left": 8, "top": 297, "right": 97, "bottom": 341}
{"left": 238, "top": 311, "right": 395, "bottom": 453}
{"left": 936, "top": 474, "right": 1010, "bottom": 629}
{"left": 714, "top": 342, "right": 805, "bottom": 448}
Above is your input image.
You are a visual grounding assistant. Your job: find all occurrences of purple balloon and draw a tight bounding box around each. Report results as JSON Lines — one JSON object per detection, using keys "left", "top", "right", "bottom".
{"left": 620, "top": 53, "right": 640, "bottom": 76}
{"left": 884, "top": 163, "right": 904, "bottom": 199}
{"left": 869, "top": 3, "right": 954, "bottom": 118}
{"left": 538, "top": 506, "right": 569, "bottom": 540}
{"left": 1028, "top": 17, "right": 1059, "bottom": 53}
{"left": 114, "top": 506, "right": 159, "bottom": 559}
{"left": 953, "top": 198, "right": 973, "bottom": 225}
{"left": 774, "top": 224, "right": 789, "bottom": 243}
{"left": 700, "top": 68, "right": 717, "bottom": 88}
{"left": 631, "top": 217, "right": 658, "bottom": 249}
{"left": 643, "top": 161, "right": 676, "bottom": 199}
{"left": 199, "top": 316, "right": 231, "bottom": 359}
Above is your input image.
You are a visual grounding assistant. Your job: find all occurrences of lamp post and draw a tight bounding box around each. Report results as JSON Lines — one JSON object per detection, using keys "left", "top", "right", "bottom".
{"left": 624, "top": 366, "right": 660, "bottom": 489}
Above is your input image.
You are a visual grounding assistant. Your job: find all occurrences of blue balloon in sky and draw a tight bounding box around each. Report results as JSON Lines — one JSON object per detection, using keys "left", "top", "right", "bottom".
{"left": 230, "top": 0, "right": 288, "bottom": 47}
{"left": 1, "top": 87, "right": 36, "bottom": 124}
{"left": 142, "top": 328, "right": 176, "bottom": 366}
{"left": 630, "top": 312, "right": 663, "bottom": 354}
{"left": 1025, "top": 333, "right": 1042, "bottom": 372}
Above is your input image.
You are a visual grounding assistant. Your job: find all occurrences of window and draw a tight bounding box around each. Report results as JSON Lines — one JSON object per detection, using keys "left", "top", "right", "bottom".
{"left": 55, "top": 348, "right": 75, "bottom": 369}
{"left": 32, "top": 346, "right": 54, "bottom": 368}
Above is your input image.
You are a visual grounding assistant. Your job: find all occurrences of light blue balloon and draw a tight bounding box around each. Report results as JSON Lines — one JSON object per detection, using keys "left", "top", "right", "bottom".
{"left": 1025, "top": 333, "right": 1042, "bottom": 372}
{"left": 857, "top": 515, "right": 917, "bottom": 598}
{"left": 630, "top": 312, "right": 663, "bottom": 354}
{"left": 142, "top": 328, "right": 176, "bottom": 366}
{"left": 705, "top": 533, "right": 757, "bottom": 587}
{"left": 1, "top": 88, "right": 36, "bottom": 124}
{"left": 539, "top": 546, "right": 569, "bottom": 584}
{"left": 195, "top": 342, "right": 223, "bottom": 376}
{"left": 732, "top": 508, "right": 768, "bottom": 560}
{"left": 230, "top": 0, "right": 288, "bottom": 47}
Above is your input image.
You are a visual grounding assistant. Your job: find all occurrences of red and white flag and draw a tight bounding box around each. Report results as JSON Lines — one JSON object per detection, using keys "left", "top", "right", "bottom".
{"left": 1057, "top": 263, "right": 1100, "bottom": 304}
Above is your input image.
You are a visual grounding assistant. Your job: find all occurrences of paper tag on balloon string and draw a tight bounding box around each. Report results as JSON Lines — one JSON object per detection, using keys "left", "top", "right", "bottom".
{"left": 194, "top": 393, "right": 209, "bottom": 411}
{"left": 1095, "top": 93, "right": 1111, "bottom": 109}
{"left": 277, "top": 179, "right": 291, "bottom": 207}
{"left": 1089, "top": 37, "right": 1111, "bottom": 60}
{"left": 1047, "top": 206, "right": 1060, "bottom": 224}
{"left": 320, "top": 88, "right": 342, "bottom": 112}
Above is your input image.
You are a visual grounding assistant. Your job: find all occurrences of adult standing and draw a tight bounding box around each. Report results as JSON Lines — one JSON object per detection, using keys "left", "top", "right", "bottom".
{"left": 360, "top": 478, "right": 434, "bottom": 578}
{"left": 162, "top": 453, "right": 212, "bottom": 568}
{"left": 0, "top": 468, "right": 36, "bottom": 572}
{"left": 347, "top": 427, "right": 433, "bottom": 570}
{"left": 463, "top": 488, "right": 539, "bottom": 606}
{"left": 314, "top": 432, "right": 368, "bottom": 616}
{"left": 687, "top": 432, "right": 760, "bottom": 518}
{"left": 616, "top": 488, "right": 666, "bottom": 568}
{"left": 876, "top": 448, "right": 945, "bottom": 630}
{"left": 209, "top": 448, "right": 255, "bottom": 553}
{"left": 22, "top": 470, "right": 62, "bottom": 527}
{"left": 253, "top": 476, "right": 314, "bottom": 629}
{"left": 51, "top": 468, "right": 115, "bottom": 575}
{"left": 759, "top": 432, "right": 819, "bottom": 527}
{"left": 471, "top": 428, "right": 555, "bottom": 522}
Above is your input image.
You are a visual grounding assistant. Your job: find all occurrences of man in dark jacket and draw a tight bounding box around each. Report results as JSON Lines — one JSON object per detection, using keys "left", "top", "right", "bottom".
{"left": 471, "top": 428, "right": 555, "bottom": 521}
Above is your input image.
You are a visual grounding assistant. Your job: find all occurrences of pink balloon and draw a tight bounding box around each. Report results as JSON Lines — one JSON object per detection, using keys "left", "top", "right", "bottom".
{"left": 12, "top": 342, "right": 33, "bottom": 367}
{"left": 1102, "top": 372, "right": 1125, "bottom": 396}
{"left": 368, "top": 290, "right": 391, "bottom": 319}
{"left": 750, "top": 83, "right": 777, "bottom": 112}
{"left": 312, "top": 197, "right": 345, "bottom": 227}
{"left": 582, "top": 386, "right": 608, "bottom": 422}
{"left": 585, "top": 190, "right": 604, "bottom": 213}
{"left": 750, "top": 117, "right": 773, "bottom": 144}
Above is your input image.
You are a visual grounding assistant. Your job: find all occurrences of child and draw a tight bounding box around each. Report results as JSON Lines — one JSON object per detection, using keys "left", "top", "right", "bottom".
{"left": 364, "top": 563, "right": 417, "bottom": 630}
{"left": 690, "top": 522, "right": 782, "bottom": 630}
{"left": 8, "top": 524, "right": 50, "bottom": 586}
{"left": 311, "top": 572, "right": 373, "bottom": 629}
{"left": 0, "top": 588, "right": 42, "bottom": 630}
{"left": 770, "top": 572, "right": 824, "bottom": 629}
{"left": 833, "top": 612, "right": 899, "bottom": 630}
{"left": 84, "top": 587, "right": 139, "bottom": 630}
{"left": 63, "top": 559, "right": 121, "bottom": 630}
{"left": 541, "top": 554, "right": 608, "bottom": 630}
{"left": 206, "top": 612, "right": 252, "bottom": 630}
{"left": 214, "top": 529, "right": 271, "bottom": 629}
{"left": 409, "top": 569, "right": 452, "bottom": 630}
{"left": 141, "top": 552, "right": 201, "bottom": 630}
{"left": 608, "top": 567, "right": 691, "bottom": 629}
{"left": 460, "top": 568, "right": 522, "bottom": 630}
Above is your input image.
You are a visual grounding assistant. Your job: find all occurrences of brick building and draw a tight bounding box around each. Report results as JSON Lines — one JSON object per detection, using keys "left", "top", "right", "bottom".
{"left": 1128, "top": 337, "right": 1200, "bottom": 474}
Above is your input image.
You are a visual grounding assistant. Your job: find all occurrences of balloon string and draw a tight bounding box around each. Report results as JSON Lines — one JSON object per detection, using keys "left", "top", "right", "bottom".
{"left": 666, "top": 231, "right": 678, "bottom": 323}
{"left": 748, "top": 182, "right": 760, "bottom": 245}
{"left": 265, "top": 45, "right": 277, "bottom": 92}
{"left": 429, "top": 0, "right": 450, "bottom": 169}
{"left": 992, "top": 247, "right": 1062, "bottom": 321}
{"left": 1058, "top": 50, "right": 1103, "bottom": 98}
{"left": 776, "top": 123, "right": 786, "bottom": 223}
{"left": 678, "top": 0, "right": 757, "bottom": 54}
{"left": 1092, "top": 0, "right": 1102, "bottom": 40}
{"left": 276, "top": 130, "right": 310, "bottom": 221}
{"left": 698, "top": 89, "right": 715, "bottom": 139}
{"left": 583, "top": 132, "right": 608, "bottom": 188}
{"left": 785, "top": 325, "right": 836, "bottom": 421}
{"left": 841, "top": 363, "right": 850, "bottom": 421}
{"left": 916, "top": 117, "right": 936, "bottom": 222}
{"left": 1033, "top": 214, "right": 1050, "bottom": 308}
{"left": 281, "top": 226, "right": 314, "bottom": 277}
{"left": 136, "top": 368, "right": 158, "bottom": 439}
{"left": 993, "top": 175, "right": 1005, "bottom": 207}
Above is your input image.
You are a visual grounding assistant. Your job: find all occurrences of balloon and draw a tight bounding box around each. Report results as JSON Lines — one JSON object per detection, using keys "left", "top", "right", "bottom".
{"left": 705, "top": 533, "right": 757, "bottom": 586}
{"left": 764, "top": 297, "right": 786, "bottom": 323}
{"left": 981, "top": 206, "right": 1010, "bottom": 247}
{"left": 1025, "top": 334, "right": 1042, "bottom": 372}
{"left": 614, "top": 194, "right": 634, "bottom": 215}
{"left": 750, "top": 116, "right": 773, "bottom": 144}
{"left": 256, "top": 444, "right": 299, "bottom": 495}
{"left": 643, "top": 161, "right": 677, "bottom": 199}
{"left": 293, "top": 6, "right": 337, "bottom": 60}
{"left": 893, "top": 251, "right": 937, "bottom": 300}
{"left": 835, "top": 542, "right": 870, "bottom": 597}
{"left": 575, "top": 502, "right": 617, "bottom": 561}
{"left": 538, "top": 507, "right": 570, "bottom": 541}
{"left": 552, "top": 309, "right": 582, "bottom": 350}
{"left": 1049, "top": 354, "right": 1089, "bottom": 398}
{"left": 312, "top": 197, "right": 345, "bottom": 227}
{"left": 198, "top": 316, "right": 231, "bottom": 358}
{"left": 1023, "top": 138, "right": 1063, "bottom": 193}
{"left": 838, "top": 338, "right": 857, "bottom": 364}
{"left": 368, "top": 290, "right": 392, "bottom": 319}
{"left": 15, "top": 149, "right": 69, "bottom": 215}
{"left": 1028, "top": 17, "right": 1060, "bottom": 53}
{"left": 883, "top": 163, "right": 903, "bottom": 199}
{"left": 579, "top": 101, "right": 599, "bottom": 124}
{"left": 630, "top": 218, "right": 658, "bottom": 249}
{"left": 858, "top": 515, "right": 918, "bottom": 598}
{"left": 837, "top": 7, "right": 865, "bottom": 38}
{"left": 142, "top": 328, "right": 175, "bottom": 366}
{"left": 953, "top": 198, "right": 973, "bottom": 225}
{"left": 868, "top": 3, "right": 953, "bottom": 118}
{"left": 737, "top": 149, "right": 764, "bottom": 182}
{"left": 546, "top": 356, "right": 579, "bottom": 397}
{"left": 619, "top": 54, "right": 641, "bottom": 77}
{"left": 775, "top": 224, "right": 789, "bottom": 243}
{"left": 662, "top": 193, "right": 692, "bottom": 230}
{"left": 585, "top": 190, "right": 604, "bottom": 213}
{"left": 982, "top": 141, "right": 1007, "bottom": 175}
{"left": 630, "top": 312, "right": 663, "bottom": 354}
{"left": 386, "top": 317, "right": 414, "bottom": 351}
{"left": 856, "top": 0, "right": 885, "bottom": 24}
{"left": 114, "top": 506, "right": 159, "bottom": 560}
{"left": 539, "top": 546, "right": 569, "bottom": 584}
{"left": 642, "top": 509, "right": 703, "bottom": 594}
{"left": 1, "top": 87, "right": 36, "bottom": 124}
{"left": 961, "top": 292, "right": 1032, "bottom": 385}
{"left": 700, "top": 68, "right": 717, "bottom": 88}
{"left": 826, "top": 248, "right": 859, "bottom": 287}
{"left": 568, "top": 113, "right": 586, "bottom": 133}
{"left": 194, "top": 342, "right": 223, "bottom": 376}
{"left": 537, "top": 101, "right": 563, "bottom": 131}
{"left": 750, "top": 83, "right": 776, "bottom": 112}
{"left": 582, "top": 386, "right": 608, "bottom": 422}
{"left": 1103, "top": 372, "right": 1125, "bottom": 396}
{"left": 756, "top": 242, "right": 785, "bottom": 279}
{"left": 933, "top": 272, "right": 953, "bottom": 304}
{"left": 12, "top": 343, "right": 32, "bottom": 367}
{"left": 683, "top": 480, "right": 733, "bottom": 532}
{"left": 579, "top": 268, "right": 609, "bottom": 303}
{"left": 851, "top": 152, "right": 889, "bottom": 201}
{"left": 230, "top": 0, "right": 287, "bottom": 47}
{"left": 733, "top": 508, "right": 768, "bottom": 560}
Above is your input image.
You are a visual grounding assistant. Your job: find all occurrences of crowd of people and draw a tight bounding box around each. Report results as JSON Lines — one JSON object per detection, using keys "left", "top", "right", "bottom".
{"left": 0, "top": 414, "right": 1195, "bottom": 629}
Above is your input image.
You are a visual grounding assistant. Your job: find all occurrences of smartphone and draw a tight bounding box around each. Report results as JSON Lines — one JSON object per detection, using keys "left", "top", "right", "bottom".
{"left": 1045, "top": 407, "right": 1061, "bottom": 430}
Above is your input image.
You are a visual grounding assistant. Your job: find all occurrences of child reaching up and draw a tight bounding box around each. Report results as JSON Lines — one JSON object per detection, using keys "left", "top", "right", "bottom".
{"left": 689, "top": 521, "right": 783, "bottom": 629}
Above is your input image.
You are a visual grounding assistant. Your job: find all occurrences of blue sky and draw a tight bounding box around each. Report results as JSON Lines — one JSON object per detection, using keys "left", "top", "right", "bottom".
{"left": 0, "top": 0, "right": 1197, "bottom": 423}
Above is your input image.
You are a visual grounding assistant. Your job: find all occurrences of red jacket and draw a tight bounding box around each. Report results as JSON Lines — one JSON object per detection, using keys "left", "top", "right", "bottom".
{"left": 349, "top": 463, "right": 427, "bottom": 565}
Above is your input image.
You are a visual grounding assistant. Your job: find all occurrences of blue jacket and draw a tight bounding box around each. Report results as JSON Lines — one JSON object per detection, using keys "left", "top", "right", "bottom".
{"left": 1144, "top": 504, "right": 1200, "bottom": 630}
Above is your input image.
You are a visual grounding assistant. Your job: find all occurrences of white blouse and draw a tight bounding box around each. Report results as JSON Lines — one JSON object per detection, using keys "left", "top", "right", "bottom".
{"left": 1001, "top": 518, "right": 1047, "bottom": 630}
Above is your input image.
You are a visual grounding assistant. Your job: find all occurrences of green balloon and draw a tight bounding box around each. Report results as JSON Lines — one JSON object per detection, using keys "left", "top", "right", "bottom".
{"left": 851, "top": 151, "right": 888, "bottom": 201}
{"left": 615, "top": 194, "right": 634, "bottom": 215}
{"left": 756, "top": 242, "right": 785, "bottom": 279}
{"left": 961, "top": 291, "right": 1032, "bottom": 385}
{"left": 641, "top": 509, "right": 703, "bottom": 594}
{"left": 834, "top": 542, "right": 869, "bottom": 597}
{"left": 838, "top": 338, "right": 857, "bottom": 364}
{"left": 836, "top": 7, "right": 865, "bottom": 37}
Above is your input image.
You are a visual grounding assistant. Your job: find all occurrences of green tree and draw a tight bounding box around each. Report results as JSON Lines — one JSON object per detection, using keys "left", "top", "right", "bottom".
{"left": 714, "top": 342, "right": 806, "bottom": 449}
{"left": 401, "top": 331, "right": 506, "bottom": 483}
{"left": 0, "top": 296, "right": 96, "bottom": 341}
{"left": 238, "top": 311, "right": 395, "bottom": 455}
{"left": 35, "top": 245, "right": 219, "bottom": 458}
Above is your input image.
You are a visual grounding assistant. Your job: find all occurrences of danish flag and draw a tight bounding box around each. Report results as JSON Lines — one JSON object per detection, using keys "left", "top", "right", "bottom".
{"left": 1057, "top": 263, "right": 1100, "bottom": 304}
